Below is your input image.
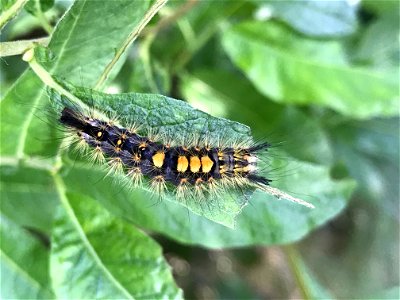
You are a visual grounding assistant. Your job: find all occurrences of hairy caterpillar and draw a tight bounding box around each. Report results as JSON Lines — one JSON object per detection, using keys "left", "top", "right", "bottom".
{"left": 56, "top": 96, "right": 314, "bottom": 210}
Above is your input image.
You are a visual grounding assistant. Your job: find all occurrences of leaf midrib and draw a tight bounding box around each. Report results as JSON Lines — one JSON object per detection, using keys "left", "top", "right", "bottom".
{"left": 53, "top": 173, "right": 135, "bottom": 300}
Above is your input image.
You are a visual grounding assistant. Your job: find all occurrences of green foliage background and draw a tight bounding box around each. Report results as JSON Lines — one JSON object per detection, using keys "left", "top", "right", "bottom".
{"left": 0, "top": 0, "right": 399, "bottom": 299}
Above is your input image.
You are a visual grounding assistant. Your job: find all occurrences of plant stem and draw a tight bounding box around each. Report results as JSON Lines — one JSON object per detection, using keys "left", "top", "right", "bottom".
{"left": 22, "top": 48, "right": 88, "bottom": 110}
{"left": 0, "top": 38, "right": 49, "bottom": 57}
{"left": 34, "top": 0, "right": 53, "bottom": 34}
{"left": 94, "top": 0, "right": 168, "bottom": 90}
{"left": 284, "top": 244, "right": 313, "bottom": 300}
{"left": 141, "top": 0, "right": 198, "bottom": 37}
{"left": 0, "top": 0, "right": 29, "bottom": 30}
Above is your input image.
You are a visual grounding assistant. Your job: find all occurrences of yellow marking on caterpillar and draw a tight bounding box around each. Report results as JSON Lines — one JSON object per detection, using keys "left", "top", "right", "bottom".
{"left": 201, "top": 156, "right": 214, "bottom": 173}
{"left": 190, "top": 156, "right": 201, "bottom": 173}
{"left": 177, "top": 156, "right": 189, "bottom": 172}
{"left": 152, "top": 151, "right": 165, "bottom": 168}
{"left": 116, "top": 139, "right": 122, "bottom": 146}
{"left": 97, "top": 131, "right": 103, "bottom": 138}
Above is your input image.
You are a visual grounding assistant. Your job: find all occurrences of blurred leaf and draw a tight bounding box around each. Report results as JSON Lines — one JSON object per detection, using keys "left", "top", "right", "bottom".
{"left": 61, "top": 158, "right": 355, "bottom": 248}
{"left": 50, "top": 183, "right": 182, "bottom": 299}
{"left": 0, "top": 215, "right": 54, "bottom": 299}
{"left": 354, "top": 10, "right": 399, "bottom": 70}
{"left": 0, "top": 0, "right": 150, "bottom": 157}
{"left": 25, "top": 0, "right": 54, "bottom": 16}
{"left": 255, "top": 0, "right": 358, "bottom": 37}
{"left": 151, "top": 0, "right": 246, "bottom": 71}
{"left": 222, "top": 21, "right": 399, "bottom": 119}
{"left": 0, "top": 0, "right": 15, "bottom": 12}
{"left": 362, "top": 0, "right": 400, "bottom": 16}
{"left": 0, "top": 163, "right": 58, "bottom": 233}
{"left": 49, "top": 81, "right": 253, "bottom": 228}
{"left": 372, "top": 286, "right": 400, "bottom": 299}
{"left": 181, "top": 69, "right": 333, "bottom": 165}
{"left": 330, "top": 117, "right": 399, "bottom": 219}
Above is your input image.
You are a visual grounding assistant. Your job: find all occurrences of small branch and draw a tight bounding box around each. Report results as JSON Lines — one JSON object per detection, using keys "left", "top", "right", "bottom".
{"left": 94, "top": 0, "right": 169, "bottom": 90}
{"left": 0, "top": 38, "right": 49, "bottom": 57}
{"left": 0, "top": 0, "right": 29, "bottom": 30}
{"left": 284, "top": 245, "right": 313, "bottom": 300}
{"left": 34, "top": 0, "right": 53, "bottom": 34}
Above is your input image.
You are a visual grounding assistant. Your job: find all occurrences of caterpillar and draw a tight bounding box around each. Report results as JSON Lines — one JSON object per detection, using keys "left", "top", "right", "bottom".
{"left": 56, "top": 96, "right": 314, "bottom": 210}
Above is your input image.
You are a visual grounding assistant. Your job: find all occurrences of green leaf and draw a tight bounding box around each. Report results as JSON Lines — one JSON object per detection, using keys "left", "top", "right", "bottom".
{"left": 255, "top": 0, "right": 358, "bottom": 37}
{"left": 50, "top": 178, "right": 182, "bottom": 299}
{"left": 180, "top": 69, "right": 333, "bottom": 165}
{"left": 49, "top": 82, "right": 253, "bottom": 228}
{"left": 0, "top": 0, "right": 151, "bottom": 157}
{"left": 222, "top": 21, "right": 399, "bottom": 119}
{"left": 330, "top": 117, "right": 399, "bottom": 218}
{"left": 354, "top": 10, "right": 399, "bottom": 70}
{"left": 0, "top": 215, "right": 54, "bottom": 299}
{"left": 0, "top": 162, "right": 58, "bottom": 233}
{"left": 61, "top": 157, "right": 355, "bottom": 248}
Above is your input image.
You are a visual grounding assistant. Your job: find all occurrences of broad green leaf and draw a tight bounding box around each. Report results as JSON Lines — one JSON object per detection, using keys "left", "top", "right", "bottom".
{"left": 255, "top": 0, "right": 358, "bottom": 37}
{"left": 372, "top": 286, "right": 400, "bottom": 299}
{"left": 330, "top": 117, "right": 399, "bottom": 219}
{"left": 0, "top": 215, "right": 54, "bottom": 299}
{"left": 354, "top": 10, "right": 399, "bottom": 70}
{"left": 362, "top": 0, "right": 400, "bottom": 16}
{"left": 49, "top": 82, "right": 253, "bottom": 228}
{"left": 60, "top": 157, "right": 355, "bottom": 248}
{"left": 222, "top": 21, "right": 399, "bottom": 119}
{"left": 51, "top": 183, "right": 182, "bottom": 299}
{"left": 0, "top": 162, "right": 58, "bottom": 233}
{"left": 0, "top": 0, "right": 150, "bottom": 157}
{"left": 180, "top": 69, "right": 333, "bottom": 165}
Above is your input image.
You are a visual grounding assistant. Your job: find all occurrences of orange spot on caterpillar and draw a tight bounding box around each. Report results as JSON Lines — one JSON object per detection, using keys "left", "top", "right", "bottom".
{"left": 152, "top": 151, "right": 165, "bottom": 168}
{"left": 190, "top": 156, "right": 201, "bottom": 173}
{"left": 201, "top": 156, "right": 213, "bottom": 173}
{"left": 177, "top": 156, "right": 189, "bottom": 173}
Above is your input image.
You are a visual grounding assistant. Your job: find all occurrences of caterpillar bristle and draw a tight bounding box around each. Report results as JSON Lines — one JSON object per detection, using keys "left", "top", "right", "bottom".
{"left": 57, "top": 104, "right": 314, "bottom": 210}
{"left": 253, "top": 182, "right": 315, "bottom": 209}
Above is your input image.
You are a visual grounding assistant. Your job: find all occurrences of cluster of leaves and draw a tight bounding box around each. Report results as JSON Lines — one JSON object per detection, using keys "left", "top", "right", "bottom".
{"left": 0, "top": 0, "right": 398, "bottom": 299}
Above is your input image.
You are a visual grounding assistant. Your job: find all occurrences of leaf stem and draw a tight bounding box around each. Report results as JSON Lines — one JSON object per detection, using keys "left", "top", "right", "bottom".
{"left": 284, "top": 244, "right": 313, "bottom": 300}
{"left": 0, "top": 38, "right": 49, "bottom": 57}
{"left": 22, "top": 48, "right": 87, "bottom": 109}
{"left": 34, "top": 0, "right": 53, "bottom": 34}
{"left": 0, "top": 0, "right": 29, "bottom": 30}
{"left": 94, "top": 0, "right": 168, "bottom": 90}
